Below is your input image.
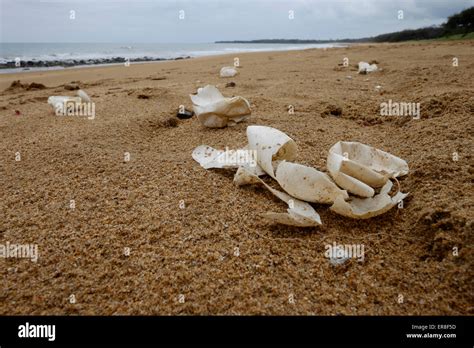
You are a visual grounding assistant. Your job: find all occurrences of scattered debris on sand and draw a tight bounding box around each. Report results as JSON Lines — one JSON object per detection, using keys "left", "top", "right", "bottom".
{"left": 176, "top": 108, "right": 194, "bottom": 119}
{"left": 190, "top": 85, "right": 251, "bottom": 128}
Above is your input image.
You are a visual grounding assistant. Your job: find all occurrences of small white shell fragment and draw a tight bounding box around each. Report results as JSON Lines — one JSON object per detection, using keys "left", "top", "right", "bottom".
{"left": 330, "top": 180, "right": 408, "bottom": 219}
{"left": 237, "top": 167, "right": 321, "bottom": 227}
{"left": 48, "top": 96, "right": 81, "bottom": 107}
{"left": 327, "top": 141, "right": 408, "bottom": 197}
{"left": 47, "top": 96, "right": 82, "bottom": 113}
{"left": 48, "top": 89, "right": 92, "bottom": 113}
{"left": 275, "top": 161, "right": 348, "bottom": 204}
{"left": 263, "top": 210, "right": 321, "bottom": 227}
{"left": 220, "top": 66, "right": 238, "bottom": 77}
{"left": 233, "top": 165, "right": 265, "bottom": 186}
{"left": 247, "top": 125, "right": 298, "bottom": 179}
{"left": 77, "top": 89, "right": 92, "bottom": 103}
{"left": 192, "top": 145, "right": 227, "bottom": 169}
{"left": 190, "top": 85, "right": 251, "bottom": 128}
{"left": 193, "top": 144, "right": 263, "bottom": 173}
{"left": 329, "top": 246, "right": 351, "bottom": 266}
{"left": 358, "top": 61, "right": 378, "bottom": 74}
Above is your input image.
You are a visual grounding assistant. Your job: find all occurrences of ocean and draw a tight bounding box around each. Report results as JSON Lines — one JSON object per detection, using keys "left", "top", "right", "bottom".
{"left": 0, "top": 42, "right": 346, "bottom": 73}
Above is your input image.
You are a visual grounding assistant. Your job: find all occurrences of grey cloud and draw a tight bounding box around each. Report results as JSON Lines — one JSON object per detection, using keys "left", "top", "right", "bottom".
{"left": 1, "top": 0, "right": 473, "bottom": 42}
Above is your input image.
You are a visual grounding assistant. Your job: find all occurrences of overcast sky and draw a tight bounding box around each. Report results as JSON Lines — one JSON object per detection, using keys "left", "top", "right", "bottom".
{"left": 1, "top": 0, "right": 473, "bottom": 43}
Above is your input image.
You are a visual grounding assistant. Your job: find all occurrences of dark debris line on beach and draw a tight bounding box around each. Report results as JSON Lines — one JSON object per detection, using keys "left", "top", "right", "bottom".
{"left": 0, "top": 56, "right": 192, "bottom": 70}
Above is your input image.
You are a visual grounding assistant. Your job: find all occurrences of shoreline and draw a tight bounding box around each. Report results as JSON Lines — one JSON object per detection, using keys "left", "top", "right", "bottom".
{"left": 0, "top": 43, "right": 347, "bottom": 75}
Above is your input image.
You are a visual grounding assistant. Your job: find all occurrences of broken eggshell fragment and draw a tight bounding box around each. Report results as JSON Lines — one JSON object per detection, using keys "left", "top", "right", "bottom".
{"left": 246, "top": 125, "right": 298, "bottom": 179}
{"left": 220, "top": 66, "right": 239, "bottom": 77}
{"left": 192, "top": 144, "right": 261, "bottom": 171}
{"left": 327, "top": 141, "right": 409, "bottom": 197}
{"left": 358, "top": 61, "right": 378, "bottom": 74}
{"left": 233, "top": 164, "right": 266, "bottom": 186}
{"left": 236, "top": 167, "right": 322, "bottom": 227}
{"left": 275, "top": 161, "right": 348, "bottom": 204}
{"left": 48, "top": 89, "right": 92, "bottom": 114}
{"left": 48, "top": 96, "right": 81, "bottom": 108}
{"left": 330, "top": 180, "right": 408, "bottom": 219}
{"left": 192, "top": 145, "right": 227, "bottom": 169}
{"left": 190, "top": 85, "right": 251, "bottom": 128}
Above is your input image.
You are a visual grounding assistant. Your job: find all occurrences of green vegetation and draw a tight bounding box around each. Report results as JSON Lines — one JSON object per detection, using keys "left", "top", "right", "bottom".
{"left": 436, "top": 32, "right": 474, "bottom": 41}
{"left": 369, "top": 27, "right": 445, "bottom": 42}
{"left": 369, "top": 7, "right": 474, "bottom": 42}
{"left": 444, "top": 7, "right": 474, "bottom": 35}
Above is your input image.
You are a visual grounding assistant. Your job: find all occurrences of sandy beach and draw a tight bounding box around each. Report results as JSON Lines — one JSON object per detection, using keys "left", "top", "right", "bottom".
{"left": 0, "top": 41, "right": 473, "bottom": 315}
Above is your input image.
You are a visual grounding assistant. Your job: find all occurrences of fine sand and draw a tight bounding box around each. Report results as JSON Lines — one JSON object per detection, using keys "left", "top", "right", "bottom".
{"left": 0, "top": 41, "right": 473, "bottom": 315}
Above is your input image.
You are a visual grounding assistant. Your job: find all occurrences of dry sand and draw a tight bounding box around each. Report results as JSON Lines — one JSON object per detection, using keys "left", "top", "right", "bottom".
{"left": 0, "top": 41, "right": 473, "bottom": 315}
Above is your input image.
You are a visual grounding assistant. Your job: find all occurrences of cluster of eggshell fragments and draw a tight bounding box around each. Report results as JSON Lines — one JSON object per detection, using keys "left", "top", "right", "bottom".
{"left": 193, "top": 125, "right": 408, "bottom": 227}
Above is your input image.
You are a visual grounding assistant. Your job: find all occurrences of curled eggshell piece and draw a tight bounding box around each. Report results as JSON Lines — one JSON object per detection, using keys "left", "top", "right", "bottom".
{"left": 275, "top": 161, "right": 348, "bottom": 204}
{"left": 236, "top": 167, "right": 321, "bottom": 227}
{"left": 327, "top": 141, "right": 408, "bottom": 197}
{"left": 330, "top": 180, "right": 408, "bottom": 219}
{"left": 327, "top": 151, "right": 375, "bottom": 198}
{"left": 339, "top": 158, "right": 388, "bottom": 188}
{"left": 220, "top": 66, "right": 239, "bottom": 77}
{"left": 190, "top": 85, "right": 251, "bottom": 128}
{"left": 246, "top": 125, "right": 297, "bottom": 179}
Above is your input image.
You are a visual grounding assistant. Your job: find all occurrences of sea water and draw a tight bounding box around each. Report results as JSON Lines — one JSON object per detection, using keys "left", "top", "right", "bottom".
{"left": 0, "top": 42, "right": 346, "bottom": 73}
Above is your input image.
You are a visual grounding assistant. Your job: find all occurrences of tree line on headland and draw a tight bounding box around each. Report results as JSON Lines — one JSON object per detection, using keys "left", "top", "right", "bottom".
{"left": 216, "top": 6, "right": 474, "bottom": 44}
